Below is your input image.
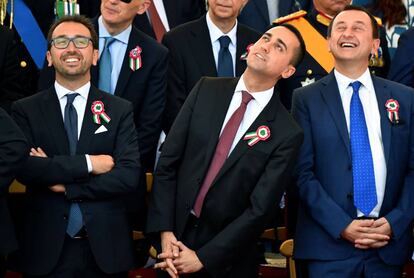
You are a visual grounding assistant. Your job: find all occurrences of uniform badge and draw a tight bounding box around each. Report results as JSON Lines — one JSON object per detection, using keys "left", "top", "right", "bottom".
{"left": 129, "top": 46, "right": 142, "bottom": 71}
{"left": 301, "top": 77, "right": 315, "bottom": 87}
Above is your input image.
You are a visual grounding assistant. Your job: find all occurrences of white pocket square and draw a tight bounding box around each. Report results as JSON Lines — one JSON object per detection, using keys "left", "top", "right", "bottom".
{"left": 94, "top": 125, "right": 108, "bottom": 134}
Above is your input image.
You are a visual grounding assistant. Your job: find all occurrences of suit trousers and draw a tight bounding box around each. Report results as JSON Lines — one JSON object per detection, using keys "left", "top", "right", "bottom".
{"left": 24, "top": 236, "right": 127, "bottom": 278}
{"left": 306, "top": 248, "right": 402, "bottom": 278}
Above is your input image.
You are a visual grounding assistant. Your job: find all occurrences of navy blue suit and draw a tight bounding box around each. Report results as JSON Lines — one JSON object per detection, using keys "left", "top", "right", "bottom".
{"left": 292, "top": 73, "right": 414, "bottom": 267}
{"left": 388, "top": 28, "right": 414, "bottom": 87}
{"left": 238, "top": 0, "right": 311, "bottom": 32}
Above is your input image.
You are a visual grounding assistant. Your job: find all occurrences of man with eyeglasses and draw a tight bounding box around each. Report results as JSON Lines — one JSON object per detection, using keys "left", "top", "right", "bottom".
{"left": 9, "top": 15, "right": 140, "bottom": 278}
{"left": 39, "top": 0, "right": 168, "bottom": 234}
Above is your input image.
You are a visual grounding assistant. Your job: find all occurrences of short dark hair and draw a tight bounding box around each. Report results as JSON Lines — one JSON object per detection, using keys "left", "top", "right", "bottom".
{"left": 277, "top": 24, "right": 306, "bottom": 67}
{"left": 47, "top": 15, "right": 99, "bottom": 50}
{"left": 327, "top": 5, "right": 379, "bottom": 39}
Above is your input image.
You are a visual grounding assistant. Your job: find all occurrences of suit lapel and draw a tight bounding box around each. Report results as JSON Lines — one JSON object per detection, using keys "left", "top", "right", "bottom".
{"left": 372, "top": 76, "right": 391, "bottom": 164}
{"left": 40, "top": 88, "right": 70, "bottom": 155}
{"left": 235, "top": 25, "right": 250, "bottom": 76}
{"left": 320, "top": 73, "right": 351, "bottom": 159}
{"left": 189, "top": 17, "right": 217, "bottom": 76}
{"left": 202, "top": 79, "right": 238, "bottom": 168}
{"left": 114, "top": 27, "right": 142, "bottom": 96}
{"left": 77, "top": 86, "right": 103, "bottom": 155}
{"left": 213, "top": 87, "right": 278, "bottom": 184}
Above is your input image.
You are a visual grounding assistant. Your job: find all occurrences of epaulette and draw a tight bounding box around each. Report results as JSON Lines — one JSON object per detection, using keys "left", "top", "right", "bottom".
{"left": 373, "top": 16, "right": 383, "bottom": 27}
{"left": 272, "top": 10, "right": 307, "bottom": 25}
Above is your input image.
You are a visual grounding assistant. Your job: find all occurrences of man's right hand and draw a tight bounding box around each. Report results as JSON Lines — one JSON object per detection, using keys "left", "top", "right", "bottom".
{"left": 341, "top": 219, "right": 390, "bottom": 249}
{"left": 154, "top": 231, "right": 180, "bottom": 277}
{"left": 90, "top": 155, "right": 114, "bottom": 174}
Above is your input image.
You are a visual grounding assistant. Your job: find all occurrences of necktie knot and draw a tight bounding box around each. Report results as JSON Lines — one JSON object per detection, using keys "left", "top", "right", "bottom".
{"left": 219, "top": 35, "right": 231, "bottom": 49}
{"left": 241, "top": 90, "right": 253, "bottom": 105}
{"left": 104, "top": 37, "right": 116, "bottom": 50}
{"left": 66, "top": 93, "right": 78, "bottom": 106}
{"left": 350, "top": 81, "right": 362, "bottom": 94}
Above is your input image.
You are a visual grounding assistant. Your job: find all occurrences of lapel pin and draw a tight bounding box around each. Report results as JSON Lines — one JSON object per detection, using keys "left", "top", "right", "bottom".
{"left": 243, "top": 125, "right": 271, "bottom": 146}
{"left": 91, "top": 101, "right": 111, "bottom": 125}
{"left": 385, "top": 99, "right": 400, "bottom": 124}
{"left": 129, "top": 45, "right": 142, "bottom": 71}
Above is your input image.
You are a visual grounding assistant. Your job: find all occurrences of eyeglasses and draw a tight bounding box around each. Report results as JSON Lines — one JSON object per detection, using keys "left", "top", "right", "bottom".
{"left": 50, "top": 36, "right": 92, "bottom": 49}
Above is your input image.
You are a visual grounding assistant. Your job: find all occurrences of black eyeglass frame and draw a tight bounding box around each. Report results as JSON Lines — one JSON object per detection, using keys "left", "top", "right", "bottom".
{"left": 50, "top": 36, "right": 93, "bottom": 49}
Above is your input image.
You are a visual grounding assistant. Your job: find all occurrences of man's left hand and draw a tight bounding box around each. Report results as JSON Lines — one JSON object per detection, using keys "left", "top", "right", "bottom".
{"left": 172, "top": 241, "right": 203, "bottom": 274}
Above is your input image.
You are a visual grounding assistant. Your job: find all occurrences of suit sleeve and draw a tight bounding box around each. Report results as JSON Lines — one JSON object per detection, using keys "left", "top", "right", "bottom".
{"left": 196, "top": 130, "right": 303, "bottom": 277}
{"left": 0, "top": 107, "right": 28, "bottom": 194}
{"left": 136, "top": 46, "right": 168, "bottom": 171}
{"left": 162, "top": 34, "right": 188, "bottom": 133}
{"left": 383, "top": 90, "right": 414, "bottom": 240}
{"left": 65, "top": 102, "right": 140, "bottom": 200}
{"left": 291, "top": 91, "right": 353, "bottom": 239}
{"left": 11, "top": 101, "right": 89, "bottom": 187}
{"left": 387, "top": 30, "right": 414, "bottom": 87}
{"left": 146, "top": 78, "right": 204, "bottom": 233}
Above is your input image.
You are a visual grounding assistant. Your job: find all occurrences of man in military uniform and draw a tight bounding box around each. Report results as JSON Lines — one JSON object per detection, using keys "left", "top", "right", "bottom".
{"left": 273, "top": 0, "right": 390, "bottom": 111}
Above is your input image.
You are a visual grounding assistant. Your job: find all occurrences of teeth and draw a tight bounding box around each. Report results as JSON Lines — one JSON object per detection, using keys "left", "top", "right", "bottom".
{"left": 65, "top": 58, "right": 79, "bottom": 63}
{"left": 255, "top": 53, "right": 264, "bottom": 60}
{"left": 340, "top": 42, "right": 356, "bottom": 48}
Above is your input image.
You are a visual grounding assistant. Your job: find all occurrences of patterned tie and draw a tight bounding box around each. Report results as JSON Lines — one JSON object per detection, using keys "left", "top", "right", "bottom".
{"left": 64, "top": 93, "right": 83, "bottom": 237}
{"left": 148, "top": 2, "right": 166, "bottom": 42}
{"left": 98, "top": 37, "right": 116, "bottom": 94}
{"left": 349, "top": 81, "right": 377, "bottom": 216}
{"left": 217, "top": 36, "right": 234, "bottom": 77}
{"left": 193, "top": 91, "right": 253, "bottom": 217}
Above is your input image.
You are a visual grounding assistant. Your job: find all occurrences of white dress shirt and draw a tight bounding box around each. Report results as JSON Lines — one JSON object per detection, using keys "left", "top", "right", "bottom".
{"left": 335, "top": 69, "right": 387, "bottom": 217}
{"left": 98, "top": 16, "right": 131, "bottom": 94}
{"left": 220, "top": 75, "right": 274, "bottom": 154}
{"left": 206, "top": 12, "right": 238, "bottom": 75}
{"left": 54, "top": 81, "right": 93, "bottom": 172}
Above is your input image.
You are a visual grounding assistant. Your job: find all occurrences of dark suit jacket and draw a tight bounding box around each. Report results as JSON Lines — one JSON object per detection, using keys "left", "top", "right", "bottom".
{"left": 0, "top": 108, "right": 28, "bottom": 256}
{"left": 0, "top": 26, "right": 27, "bottom": 113}
{"left": 39, "top": 22, "right": 168, "bottom": 173}
{"left": 388, "top": 28, "right": 414, "bottom": 87}
{"left": 292, "top": 73, "right": 414, "bottom": 265}
{"left": 10, "top": 86, "right": 141, "bottom": 275}
{"left": 238, "top": 0, "right": 311, "bottom": 32}
{"left": 147, "top": 77, "right": 303, "bottom": 277}
{"left": 133, "top": 0, "right": 206, "bottom": 39}
{"left": 162, "top": 16, "right": 261, "bottom": 132}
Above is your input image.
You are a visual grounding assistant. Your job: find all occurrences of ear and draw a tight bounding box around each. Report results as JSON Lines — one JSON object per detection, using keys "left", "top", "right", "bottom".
{"left": 281, "top": 65, "right": 296, "bottom": 79}
{"left": 46, "top": 51, "right": 53, "bottom": 67}
{"left": 136, "top": 0, "right": 151, "bottom": 15}
{"left": 371, "top": 38, "right": 380, "bottom": 56}
{"left": 92, "top": 49, "right": 99, "bottom": 66}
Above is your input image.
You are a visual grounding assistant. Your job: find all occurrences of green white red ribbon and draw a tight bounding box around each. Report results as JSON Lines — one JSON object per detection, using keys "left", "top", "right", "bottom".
{"left": 129, "top": 45, "right": 142, "bottom": 71}
{"left": 91, "top": 101, "right": 111, "bottom": 124}
{"left": 385, "top": 99, "right": 400, "bottom": 124}
{"left": 243, "top": 125, "right": 271, "bottom": 146}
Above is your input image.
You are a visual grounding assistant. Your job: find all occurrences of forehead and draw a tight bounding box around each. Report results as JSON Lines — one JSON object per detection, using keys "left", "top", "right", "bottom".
{"left": 266, "top": 26, "right": 299, "bottom": 45}
{"left": 333, "top": 10, "right": 372, "bottom": 26}
{"left": 52, "top": 22, "right": 91, "bottom": 37}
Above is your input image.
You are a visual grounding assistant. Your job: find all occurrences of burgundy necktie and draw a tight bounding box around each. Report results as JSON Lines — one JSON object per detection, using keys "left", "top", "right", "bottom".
{"left": 148, "top": 3, "right": 166, "bottom": 42}
{"left": 193, "top": 90, "right": 253, "bottom": 217}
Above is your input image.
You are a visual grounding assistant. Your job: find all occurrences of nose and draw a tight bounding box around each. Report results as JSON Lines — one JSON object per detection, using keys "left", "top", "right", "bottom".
{"left": 66, "top": 40, "right": 78, "bottom": 51}
{"left": 261, "top": 41, "right": 270, "bottom": 53}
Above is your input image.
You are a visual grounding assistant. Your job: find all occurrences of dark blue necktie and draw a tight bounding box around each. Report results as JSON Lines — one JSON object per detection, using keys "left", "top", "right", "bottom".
{"left": 64, "top": 93, "right": 83, "bottom": 237}
{"left": 350, "top": 81, "right": 377, "bottom": 216}
{"left": 99, "top": 37, "right": 116, "bottom": 94}
{"left": 217, "top": 36, "right": 234, "bottom": 77}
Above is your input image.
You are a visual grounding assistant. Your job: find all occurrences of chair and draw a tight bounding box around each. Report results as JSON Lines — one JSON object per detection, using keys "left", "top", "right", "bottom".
{"left": 279, "top": 239, "right": 295, "bottom": 278}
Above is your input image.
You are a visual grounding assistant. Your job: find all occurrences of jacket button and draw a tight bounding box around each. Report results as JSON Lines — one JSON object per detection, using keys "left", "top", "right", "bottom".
{"left": 63, "top": 215, "right": 68, "bottom": 220}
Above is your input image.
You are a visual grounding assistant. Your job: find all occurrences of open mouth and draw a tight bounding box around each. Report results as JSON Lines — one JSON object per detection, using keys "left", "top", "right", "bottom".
{"left": 255, "top": 53, "right": 265, "bottom": 61}
{"left": 63, "top": 57, "right": 81, "bottom": 64}
{"left": 340, "top": 42, "right": 357, "bottom": 48}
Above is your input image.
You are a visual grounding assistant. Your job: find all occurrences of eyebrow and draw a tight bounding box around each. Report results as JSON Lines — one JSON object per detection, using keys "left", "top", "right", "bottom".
{"left": 276, "top": 38, "right": 287, "bottom": 50}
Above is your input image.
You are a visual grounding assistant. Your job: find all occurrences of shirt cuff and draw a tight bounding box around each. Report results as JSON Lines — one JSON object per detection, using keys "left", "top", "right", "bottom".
{"left": 85, "top": 154, "right": 93, "bottom": 173}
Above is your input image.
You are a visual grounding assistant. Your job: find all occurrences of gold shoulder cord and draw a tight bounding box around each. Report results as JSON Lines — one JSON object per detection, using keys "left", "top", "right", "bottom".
{"left": 0, "top": 0, "right": 13, "bottom": 29}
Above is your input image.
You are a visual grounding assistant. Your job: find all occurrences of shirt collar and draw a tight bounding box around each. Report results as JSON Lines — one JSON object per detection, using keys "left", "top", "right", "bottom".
{"left": 235, "top": 75, "right": 274, "bottom": 108}
{"left": 206, "top": 13, "right": 238, "bottom": 47}
{"left": 334, "top": 68, "right": 373, "bottom": 95}
{"left": 54, "top": 81, "right": 91, "bottom": 100}
{"left": 98, "top": 16, "right": 131, "bottom": 45}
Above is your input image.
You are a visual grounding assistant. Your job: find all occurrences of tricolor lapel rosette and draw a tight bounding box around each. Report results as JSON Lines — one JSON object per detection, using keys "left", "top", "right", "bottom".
{"left": 91, "top": 101, "right": 111, "bottom": 125}
{"left": 243, "top": 125, "right": 271, "bottom": 147}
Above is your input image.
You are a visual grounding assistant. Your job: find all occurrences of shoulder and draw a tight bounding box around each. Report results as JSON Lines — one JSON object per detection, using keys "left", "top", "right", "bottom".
{"left": 237, "top": 22, "right": 262, "bottom": 39}
{"left": 164, "top": 17, "right": 204, "bottom": 40}
{"left": 375, "top": 76, "right": 414, "bottom": 96}
{"left": 14, "top": 89, "right": 49, "bottom": 107}
{"left": 131, "top": 26, "right": 168, "bottom": 56}
{"left": 272, "top": 10, "right": 308, "bottom": 25}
